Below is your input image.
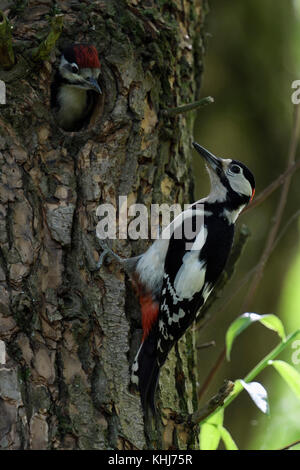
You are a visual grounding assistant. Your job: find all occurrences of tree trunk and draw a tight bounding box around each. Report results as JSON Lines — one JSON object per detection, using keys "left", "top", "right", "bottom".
{"left": 0, "top": 0, "right": 206, "bottom": 450}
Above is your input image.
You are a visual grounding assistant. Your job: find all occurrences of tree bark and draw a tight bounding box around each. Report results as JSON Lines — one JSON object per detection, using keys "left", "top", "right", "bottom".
{"left": 0, "top": 0, "right": 206, "bottom": 449}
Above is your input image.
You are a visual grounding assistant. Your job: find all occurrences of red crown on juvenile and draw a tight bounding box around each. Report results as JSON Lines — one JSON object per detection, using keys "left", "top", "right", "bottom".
{"left": 73, "top": 45, "right": 101, "bottom": 69}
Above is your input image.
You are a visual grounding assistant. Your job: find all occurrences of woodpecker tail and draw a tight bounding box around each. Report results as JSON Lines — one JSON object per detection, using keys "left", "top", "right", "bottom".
{"left": 130, "top": 288, "right": 160, "bottom": 414}
{"left": 131, "top": 324, "right": 160, "bottom": 415}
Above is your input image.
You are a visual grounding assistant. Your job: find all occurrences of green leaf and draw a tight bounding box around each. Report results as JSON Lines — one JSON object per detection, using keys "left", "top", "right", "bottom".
{"left": 226, "top": 313, "right": 286, "bottom": 360}
{"left": 199, "top": 423, "right": 221, "bottom": 450}
{"left": 199, "top": 409, "right": 224, "bottom": 450}
{"left": 259, "top": 315, "right": 285, "bottom": 341}
{"left": 206, "top": 408, "right": 224, "bottom": 426}
{"left": 220, "top": 426, "right": 239, "bottom": 450}
{"left": 239, "top": 380, "right": 270, "bottom": 414}
{"left": 269, "top": 360, "right": 300, "bottom": 400}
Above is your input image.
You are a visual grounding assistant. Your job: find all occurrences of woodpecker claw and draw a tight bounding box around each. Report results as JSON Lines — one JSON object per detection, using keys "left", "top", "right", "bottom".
{"left": 96, "top": 242, "right": 123, "bottom": 269}
{"left": 96, "top": 247, "right": 111, "bottom": 269}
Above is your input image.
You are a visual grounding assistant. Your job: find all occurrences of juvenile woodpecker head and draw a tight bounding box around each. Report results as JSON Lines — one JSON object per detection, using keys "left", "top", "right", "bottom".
{"left": 51, "top": 44, "right": 102, "bottom": 131}
{"left": 59, "top": 44, "right": 101, "bottom": 94}
{"left": 193, "top": 142, "right": 255, "bottom": 212}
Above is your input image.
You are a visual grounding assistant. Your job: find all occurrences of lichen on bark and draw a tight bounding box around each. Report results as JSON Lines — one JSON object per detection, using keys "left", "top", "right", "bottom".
{"left": 0, "top": 0, "right": 206, "bottom": 449}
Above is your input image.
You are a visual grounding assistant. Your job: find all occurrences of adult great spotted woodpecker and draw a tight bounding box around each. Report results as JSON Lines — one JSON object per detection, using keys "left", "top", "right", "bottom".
{"left": 98, "top": 142, "right": 255, "bottom": 414}
{"left": 51, "top": 44, "right": 102, "bottom": 131}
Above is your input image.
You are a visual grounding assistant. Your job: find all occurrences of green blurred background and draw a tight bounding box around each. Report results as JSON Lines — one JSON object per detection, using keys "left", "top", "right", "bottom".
{"left": 193, "top": 0, "right": 300, "bottom": 450}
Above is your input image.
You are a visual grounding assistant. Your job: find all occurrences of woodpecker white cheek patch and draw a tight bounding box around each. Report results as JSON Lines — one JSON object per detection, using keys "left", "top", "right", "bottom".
{"left": 229, "top": 173, "right": 253, "bottom": 197}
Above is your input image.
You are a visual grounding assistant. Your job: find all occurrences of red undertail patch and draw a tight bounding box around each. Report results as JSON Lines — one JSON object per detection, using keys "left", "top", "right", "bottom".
{"left": 73, "top": 45, "right": 101, "bottom": 69}
{"left": 250, "top": 188, "right": 255, "bottom": 203}
{"left": 139, "top": 294, "right": 159, "bottom": 342}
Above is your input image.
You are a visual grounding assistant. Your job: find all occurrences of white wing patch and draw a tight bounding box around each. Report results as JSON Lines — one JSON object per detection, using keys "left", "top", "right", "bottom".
{"left": 173, "top": 226, "right": 207, "bottom": 299}
{"left": 167, "top": 308, "right": 185, "bottom": 325}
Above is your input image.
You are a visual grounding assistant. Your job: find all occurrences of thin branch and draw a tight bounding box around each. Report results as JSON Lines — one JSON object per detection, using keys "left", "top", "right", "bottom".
{"left": 280, "top": 439, "right": 300, "bottom": 450}
{"left": 197, "top": 348, "right": 226, "bottom": 402}
{"left": 271, "top": 209, "right": 300, "bottom": 253}
{"left": 189, "top": 380, "right": 234, "bottom": 426}
{"left": 243, "top": 158, "right": 300, "bottom": 215}
{"left": 162, "top": 96, "right": 214, "bottom": 116}
{"left": 192, "top": 312, "right": 212, "bottom": 333}
{"left": 0, "top": 10, "right": 14, "bottom": 70}
{"left": 242, "top": 104, "right": 300, "bottom": 310}
{"left": 210, "top": 266, "right": 256, "bottom": 318}
{"left": 197, "top": 340, "right": 216, "bottom": 350}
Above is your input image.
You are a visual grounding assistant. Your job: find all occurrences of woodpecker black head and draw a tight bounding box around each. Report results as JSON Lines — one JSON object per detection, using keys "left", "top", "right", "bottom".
{"left": 51, "top": 44, "right": 102, "bottom": 131}
{"left": 193, "top": 142, "right": 255, "bottom": 221}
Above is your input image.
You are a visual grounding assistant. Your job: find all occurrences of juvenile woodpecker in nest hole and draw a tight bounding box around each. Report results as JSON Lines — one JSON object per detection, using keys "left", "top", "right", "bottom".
{"left": 98, "top": 143, "right": 255, "bottom": 414}
{"left": 51, "top": 44, "right": 102, "bottom": 131}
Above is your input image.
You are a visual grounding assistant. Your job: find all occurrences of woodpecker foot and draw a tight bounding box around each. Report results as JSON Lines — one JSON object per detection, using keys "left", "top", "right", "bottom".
{"left": 96, "top": 241, "right": 123, "bottom": 269}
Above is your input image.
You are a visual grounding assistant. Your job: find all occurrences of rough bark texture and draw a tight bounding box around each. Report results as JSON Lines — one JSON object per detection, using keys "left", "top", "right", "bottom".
{"left": 0, "top": 0, "right": 206, "bottom": 449}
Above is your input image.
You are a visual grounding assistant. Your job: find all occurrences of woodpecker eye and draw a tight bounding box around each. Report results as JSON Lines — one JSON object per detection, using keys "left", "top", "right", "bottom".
{"left": 230, "top": 164, "right": 241, "bottom": 174}
{"left": 71, "top": 63, "right": 79, "bottom": 73}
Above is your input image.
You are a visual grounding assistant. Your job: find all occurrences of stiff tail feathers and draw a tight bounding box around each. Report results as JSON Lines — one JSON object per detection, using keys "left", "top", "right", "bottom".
{"left": 132, "top": 325, "right": 160, "bottom": 415}
{"left": 131, "top": 287, "right": 160, "bottom": 414}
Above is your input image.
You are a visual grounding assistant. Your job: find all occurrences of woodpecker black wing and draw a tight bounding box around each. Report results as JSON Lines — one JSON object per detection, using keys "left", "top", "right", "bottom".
{"left": 158, "top": 209, "right": 234, "bottom": 364}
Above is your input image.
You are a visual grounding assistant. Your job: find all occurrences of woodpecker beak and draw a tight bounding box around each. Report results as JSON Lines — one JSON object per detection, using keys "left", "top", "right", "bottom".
{"left": 88, "top": 77, "right": 102, "bottom": 94}
{"left": 192, "top": 142, "right": 222, "bottom": 173}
